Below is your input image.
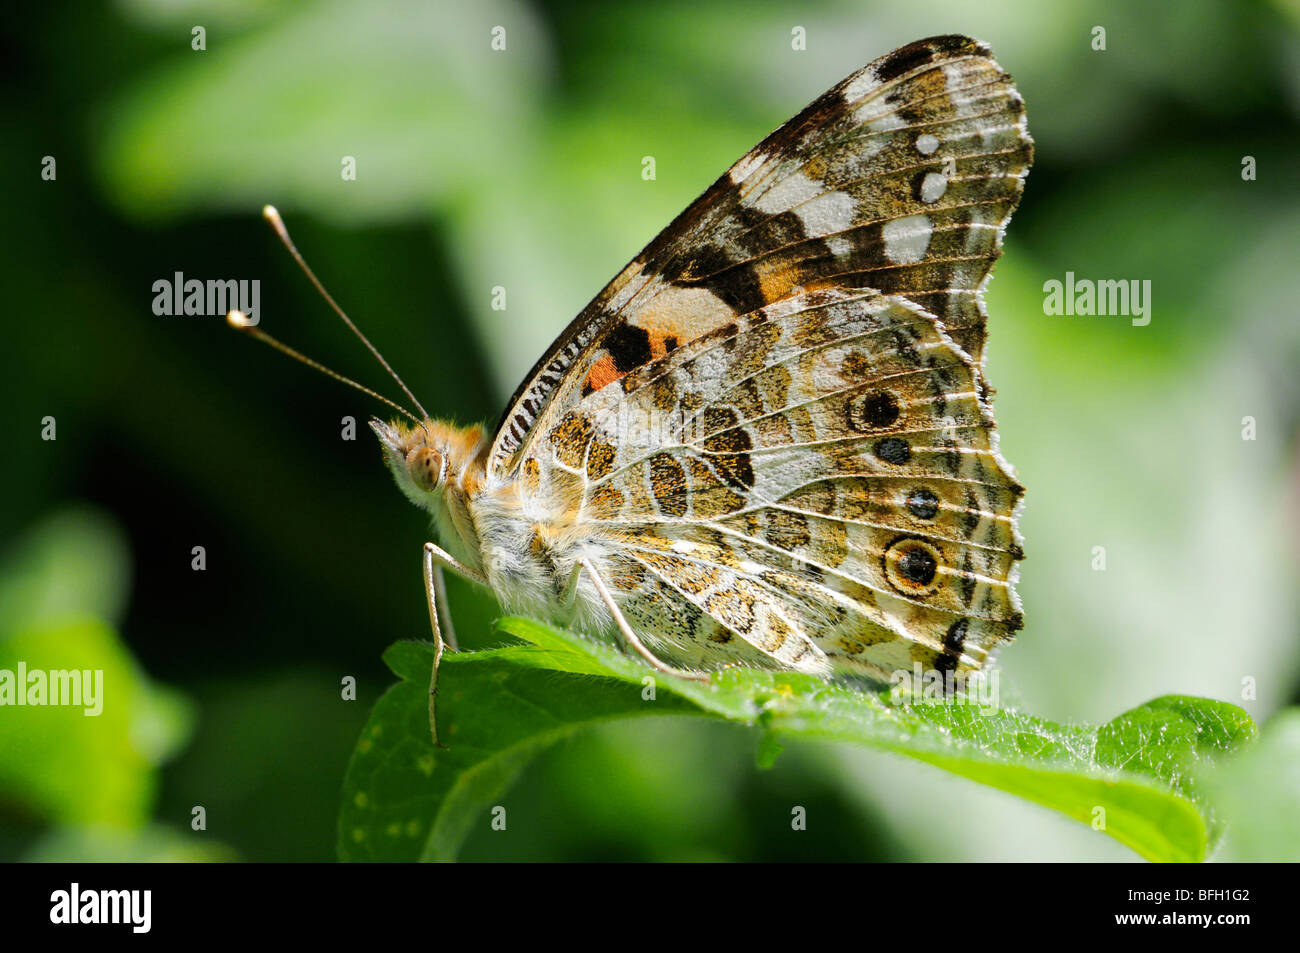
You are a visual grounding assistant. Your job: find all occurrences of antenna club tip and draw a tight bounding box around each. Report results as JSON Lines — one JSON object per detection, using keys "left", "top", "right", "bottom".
{"left": 226, "top": 309, "right": 257, "bottom": 329}
{"left": 262, "top": 204, "right": 290, "bottom": 242}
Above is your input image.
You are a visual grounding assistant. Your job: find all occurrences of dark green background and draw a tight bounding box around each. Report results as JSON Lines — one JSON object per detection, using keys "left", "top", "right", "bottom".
{"left": 2, "top": 0, "right": 1297, "bottom": 861}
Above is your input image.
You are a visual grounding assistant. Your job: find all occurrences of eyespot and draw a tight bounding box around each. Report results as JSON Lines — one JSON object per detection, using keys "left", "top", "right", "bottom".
{"left": 882, "top": 536, "right": 943, "bottom": 595}
{"left": 851, "top": 390, "right": 901, "bottom": 430}
{"left": 407, "top": 447, "right": 445, "bottom": 492}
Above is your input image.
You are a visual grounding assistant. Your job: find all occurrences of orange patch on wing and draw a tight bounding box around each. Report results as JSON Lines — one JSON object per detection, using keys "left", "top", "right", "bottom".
{"left": 585, "top": 354, "right": 622, "bottom": 393}
{"left": 756, "top": 258, "right": 805, "bottom": 305}
{"left": 646, "top": 328, "right": 678, "bottom": 359}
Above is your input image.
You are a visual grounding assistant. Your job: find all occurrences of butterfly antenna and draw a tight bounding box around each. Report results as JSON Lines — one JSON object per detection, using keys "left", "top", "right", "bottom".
{"left": 257, "top": 204, "right": 430, "bottom": 421}
{"left": 226, "top": 311, "right": 421, "bottom": 425}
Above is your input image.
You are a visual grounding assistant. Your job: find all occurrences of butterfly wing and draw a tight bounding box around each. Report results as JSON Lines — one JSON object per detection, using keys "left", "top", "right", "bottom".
{"left": 494, "top": 35, "right": 1031, "bottom": 678}
{"left": 489, "top": 34, "right": 1032, "bottom": 477}
{"left": 548, "top": 287, "right": 1024, "bottom": 678}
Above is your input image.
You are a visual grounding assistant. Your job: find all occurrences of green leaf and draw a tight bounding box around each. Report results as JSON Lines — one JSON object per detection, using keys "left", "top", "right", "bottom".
{"left": 337, "top": 638, "right": 699, "bottom": 862}
{"left": 339, "top": 619, "right": 1256, "bottom": 863}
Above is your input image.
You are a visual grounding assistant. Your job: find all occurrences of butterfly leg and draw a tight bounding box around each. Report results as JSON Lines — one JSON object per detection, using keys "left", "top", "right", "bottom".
{"left": 432, "top": 564, "right": 458, "bottom": 652}
{"left": 577, "top": 557, "right": 710, "bottom": 683}
{"left": 423, "top": 542, "right": 486, "bottom": 747}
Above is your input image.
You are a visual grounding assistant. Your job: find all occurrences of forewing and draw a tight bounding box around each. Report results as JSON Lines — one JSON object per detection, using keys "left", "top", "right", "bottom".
{"left": 489, "top": 34, "right": 1032, "bottom": 477}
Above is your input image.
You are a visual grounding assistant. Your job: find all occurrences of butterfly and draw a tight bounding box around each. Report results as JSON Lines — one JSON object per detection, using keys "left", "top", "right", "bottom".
{"left": 233, "top": 34, "right": 1031, "bottom": 743}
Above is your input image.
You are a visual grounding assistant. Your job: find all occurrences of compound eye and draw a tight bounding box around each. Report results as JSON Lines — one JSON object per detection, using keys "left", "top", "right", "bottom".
{"left": 407, "top": 447, "right": 445, "bottom": 492}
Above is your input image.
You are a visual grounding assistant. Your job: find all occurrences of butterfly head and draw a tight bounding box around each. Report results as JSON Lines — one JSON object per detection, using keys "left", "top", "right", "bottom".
{"left": 370, "top": 417, "right": 488, "bottom": 509}
{"left": 371, "top": 416, "right": 491, "bottom": 572}
{"left": 370, "top": 416, "right": 489, "bottom": 571}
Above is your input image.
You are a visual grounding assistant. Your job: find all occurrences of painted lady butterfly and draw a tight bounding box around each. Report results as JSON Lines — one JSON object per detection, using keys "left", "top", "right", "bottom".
{"left": 235, "top": 34, "right": 1031, "bottom": 742}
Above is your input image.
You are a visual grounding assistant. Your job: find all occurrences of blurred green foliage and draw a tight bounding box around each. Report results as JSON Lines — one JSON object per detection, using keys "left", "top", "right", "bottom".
{"left": 2, "top": 0, "right": 1298, "bottom": 861}
{"left": 0, "top": 510, "right": 203, "bottom": 856}
{"left": 1211, "top": 710, "right": 1300, "bottom": 861}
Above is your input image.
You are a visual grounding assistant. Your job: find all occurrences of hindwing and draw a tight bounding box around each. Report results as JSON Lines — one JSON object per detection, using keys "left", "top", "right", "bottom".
{"left": 523, "top": 288, "right": 1024, "bottom": 678}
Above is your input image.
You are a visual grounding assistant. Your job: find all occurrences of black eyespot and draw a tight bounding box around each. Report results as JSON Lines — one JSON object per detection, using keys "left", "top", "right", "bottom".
{"left": 873, "top": 437, "right": 911, "bottom": 465}
{"left": 605, "top": 322, "right": 653, "bottom": 373}
{"left": 906, "top": 487, "right": 939, "bottom": 520}
{"left": 898, "top": 547, "right": 937, "bottom": 585}
{"left": 944, "top": 618, "right": 969, "bottom": 653}
{"left": 856, "top": 391, "right": 901, "bottom": 429}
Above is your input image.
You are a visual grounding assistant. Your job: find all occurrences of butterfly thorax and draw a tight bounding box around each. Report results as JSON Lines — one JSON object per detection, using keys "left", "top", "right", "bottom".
{"left": 372, "top": 416, "right": 603, "bottom": 623}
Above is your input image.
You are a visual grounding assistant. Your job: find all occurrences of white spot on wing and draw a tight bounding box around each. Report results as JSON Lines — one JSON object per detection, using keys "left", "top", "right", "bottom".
{"left": 750, "top": 169, "right": 823, "bottom": 215}
{"left": 842, "top": 67, "right": 882, "bottom": 104}
{"left": 744, "top": 168, "right": 856, "bottom": 238}
{"left": 729, "top": 150, "right": 769, "bottom": 185}
{"left": 920, "top": 172, "right": 948, "bottom": 203}
{"left": 916, "top": 133, "right": 940, "bottom": 154}
{"left": 881, "top": 214, "right": 932, "bottom": 264}
{"left": 791, "top": 191, "right": 856, "bottom": 237}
